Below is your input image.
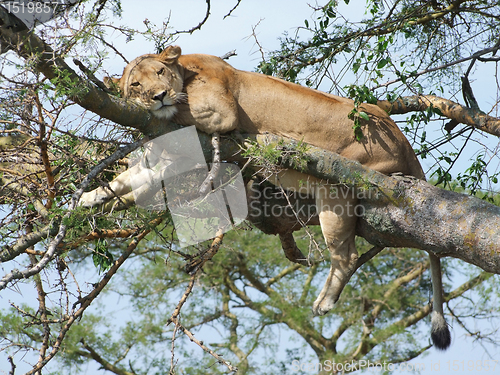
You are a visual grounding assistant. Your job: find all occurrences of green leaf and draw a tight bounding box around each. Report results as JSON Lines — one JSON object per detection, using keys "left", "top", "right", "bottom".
{"left": 358, "top": 111, "right": 370, "bottom": 121}
{"left": 93, "top": 239, "right": 113, "bottom": 272}
{"left": 377, "top": 57, "right": 390, "bottom": 69}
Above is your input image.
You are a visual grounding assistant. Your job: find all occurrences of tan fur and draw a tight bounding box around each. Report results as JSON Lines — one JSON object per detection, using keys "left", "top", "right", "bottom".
{"left": 83, "top": 46, "right": 450, "bottom": 335}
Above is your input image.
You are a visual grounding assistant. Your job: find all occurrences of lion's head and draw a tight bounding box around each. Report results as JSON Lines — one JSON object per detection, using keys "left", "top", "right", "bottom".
{"left": 108, "top": 46, "right": 186, "bottom": 119}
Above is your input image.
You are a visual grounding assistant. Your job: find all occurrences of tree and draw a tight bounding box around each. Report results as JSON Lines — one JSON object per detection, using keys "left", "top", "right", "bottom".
{"left": 1, "top": 1, "right": 500, "bottom": 374}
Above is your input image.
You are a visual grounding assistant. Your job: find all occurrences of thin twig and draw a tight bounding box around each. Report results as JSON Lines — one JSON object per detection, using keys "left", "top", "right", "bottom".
{"left": 223, "top": 0, "right": 242, "bottom": 19}
{"left": 73, "top": 59, "right": 112, "bottom": 92}
{"left": 167, "top": 232, "right": 236, "bottom": 373}
{"left": 170, "top": 317, "right": 238, "bottom": 373}
{"left": 175, "top": 0, "right": 211, "bottom": 34}
{"left": 199, "top": 132, "right": 221, "bottom": 195}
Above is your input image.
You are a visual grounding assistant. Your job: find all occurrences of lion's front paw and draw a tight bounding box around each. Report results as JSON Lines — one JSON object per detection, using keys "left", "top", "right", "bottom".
{"left": 79, "top": 191, "right": 111, "bottom": 207}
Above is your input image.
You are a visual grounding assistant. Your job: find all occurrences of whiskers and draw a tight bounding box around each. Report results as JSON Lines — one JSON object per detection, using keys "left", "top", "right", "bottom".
{"left": 175, "top": 92, "right": 188, "bottom": 104}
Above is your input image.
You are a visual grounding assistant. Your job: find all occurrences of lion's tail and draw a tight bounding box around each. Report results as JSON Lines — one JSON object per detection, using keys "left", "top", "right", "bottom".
{"left": 429, "top": 253, "right": 451, "bottom": 350}
{"left": 411, "top": 150, "right": 451, "bottom": 350}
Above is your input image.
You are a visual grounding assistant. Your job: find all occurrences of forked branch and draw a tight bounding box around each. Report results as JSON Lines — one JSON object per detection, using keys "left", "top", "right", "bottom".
{"left": 167, "top": 232, "right": 237, "bottom": 373}
{"left": 377, "top": 95, "right": 500, "bottom": 137}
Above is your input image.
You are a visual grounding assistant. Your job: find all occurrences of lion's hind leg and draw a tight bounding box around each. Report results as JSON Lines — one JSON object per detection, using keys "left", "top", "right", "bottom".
{"left": 312, "top": 186, "right": 358, "bottom": 316}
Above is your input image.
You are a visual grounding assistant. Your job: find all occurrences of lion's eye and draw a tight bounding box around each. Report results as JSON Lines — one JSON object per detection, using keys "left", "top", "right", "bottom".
{"left": 130, "top": 82, "right": 140, "bottom": 87}
{"left": 157, "top": 68, "right": 165, "bottom": 76}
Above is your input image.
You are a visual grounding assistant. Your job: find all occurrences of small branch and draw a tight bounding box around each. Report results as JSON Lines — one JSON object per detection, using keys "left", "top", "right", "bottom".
{"left": 169, "top": 320, "right": 180, "bottom": 374}
{"left": 354, "top": 246, "right": 385, "bottom": 272}
{"left": 186, "top": 229, "right": 224, "bottom": 272}
{"left": 65, "top": 227, "right": 140, "bottom": 250}
{"left": 249, "top": 20, "right": 266, "bottom": 63}
{"left": 0, "top": 222, "right": 58, "bottom": 263}
{"left": 265, "top": 263, "right": 302, "bottom": 288}
{"left": 219, "top": 50, "right": 237, "bottom": 60}
{"left": 278, "top": 233, "right": 309, "bottom": 266}
{"left": 175, "top": 0, "right": 211, "bottom": 34}
{"left": 477, "top": 56, "right": 500, "bottom": 62}
{"left": 169, "top": 317, "right": 238, "bottom": 373}
{"left": 199, "top": 132, "right": 221, "bottom": 195}
{"left": 445, "top": 271, "right": 493, "bottom": 301}
{"left": 35, "top": 91, "right": 56, "bottom": 209}
{"left": 169, "top": 274, "right": 197, "bottom": 324}
{"left": 79, "top": 339, "right": 135, "bottom": 375}
{"left": 73, "top": 59, "right": 112, "bottom": 92}
{"left": 461, "top": 75, "right": 480, "bottom": 110}
{"left": 8, "top": 355, "right": 16, "bottom": 375}
{"left": 223, "top": 0, "right": 242, "bottom": 19}
{"left": 28, "top": 251, "right": 51, "bottom": 368}
{"left": 377, "top": 95, "right": 500, "bottom": 137}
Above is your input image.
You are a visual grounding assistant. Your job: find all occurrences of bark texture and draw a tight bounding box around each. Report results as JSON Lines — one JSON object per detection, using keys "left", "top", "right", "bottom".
{"left": 234, "top": 134, "right": 500, "bottom": 274}
{"left": 377, "top": 95, "right": 500, "bottom": 137}
{"left": 0, "top": 7, "right": 167, "bottom": 135}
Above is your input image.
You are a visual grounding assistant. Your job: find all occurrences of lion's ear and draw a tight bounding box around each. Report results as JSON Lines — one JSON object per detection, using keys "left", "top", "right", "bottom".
{"left": 103, "top": 76, "right": 121, "bottom": 92}
{"left": 159, "top": 45, "right": 181, "bottom": 64}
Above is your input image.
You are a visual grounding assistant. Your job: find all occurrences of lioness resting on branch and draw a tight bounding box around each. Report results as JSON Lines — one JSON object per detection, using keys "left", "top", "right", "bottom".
{"left": 81, "top": 46, "right": 451, "bottom": 350}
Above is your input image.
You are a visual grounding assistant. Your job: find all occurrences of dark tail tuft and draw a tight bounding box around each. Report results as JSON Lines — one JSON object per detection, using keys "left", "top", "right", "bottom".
{"left": 431, "top": 311, "right": 451, "bottom": 350}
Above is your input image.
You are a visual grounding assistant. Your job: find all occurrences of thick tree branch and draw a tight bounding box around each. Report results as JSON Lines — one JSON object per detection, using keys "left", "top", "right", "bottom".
{"left": 233, "top": 134, "right": 500, "bottom": 274}
{"left": 0, "top": 7, "right": 172, "bottom": 136}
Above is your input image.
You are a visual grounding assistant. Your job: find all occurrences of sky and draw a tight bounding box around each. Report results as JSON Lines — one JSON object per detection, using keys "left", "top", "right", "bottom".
{"left": 103, "top": 0, "right": 317, "bottom": 71}
{"left": 1, "top": 0, "right": 500, "bottom": 374}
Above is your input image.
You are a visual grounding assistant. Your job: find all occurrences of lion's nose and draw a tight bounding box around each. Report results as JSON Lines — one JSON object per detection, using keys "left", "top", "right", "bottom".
{"left": 153, "top": 91, "right": 168, "bottom": 102}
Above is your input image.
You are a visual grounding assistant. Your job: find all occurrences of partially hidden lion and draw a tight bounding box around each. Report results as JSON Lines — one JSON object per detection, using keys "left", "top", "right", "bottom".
{"left": 81, "top": 45, "right": 451, "bottom": 350}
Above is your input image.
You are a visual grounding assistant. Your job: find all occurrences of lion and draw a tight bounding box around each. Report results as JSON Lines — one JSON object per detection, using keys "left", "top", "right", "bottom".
{"left": 81, "top": 45, "right": 451, "bottom": 350}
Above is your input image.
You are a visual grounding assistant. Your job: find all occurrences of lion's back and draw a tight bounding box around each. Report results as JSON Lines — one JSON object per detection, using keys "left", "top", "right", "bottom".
{"left": 178, "top": 54, "right": 424, "bottom": 179}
